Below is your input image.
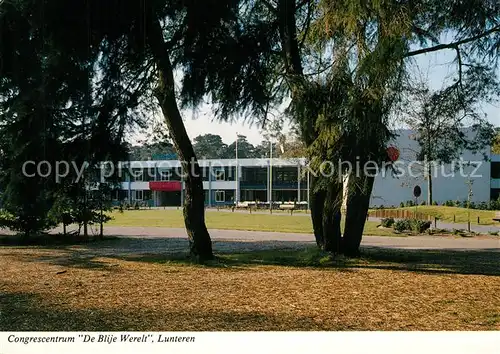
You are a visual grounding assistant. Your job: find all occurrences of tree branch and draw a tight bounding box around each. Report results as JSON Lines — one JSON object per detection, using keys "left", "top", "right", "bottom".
{"left": 261, "top": 0, "right": 277, "bottom": 14}
{"left": 298, "top": 0, "right": 312, "bottom": 51}
{"left": 296, "top": 0, "right": 309, "bottom": 10}
{"left": 405, "top": 25, "right": 500, "bottom": 58}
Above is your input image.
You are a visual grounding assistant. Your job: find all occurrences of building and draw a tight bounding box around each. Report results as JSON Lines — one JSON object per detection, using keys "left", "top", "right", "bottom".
{"left": 111, "top": 130, "right": 496, "bottom": 208}
{"left": 369, "top": 129, "right": 492, "bottom": 207}
{"left": 111, "top": 158, "right": 308, "bottom": 207}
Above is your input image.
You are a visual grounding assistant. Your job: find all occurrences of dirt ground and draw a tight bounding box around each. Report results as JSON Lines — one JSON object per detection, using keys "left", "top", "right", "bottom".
{"left": 1, "top": 234, "right": 499, "bottom": 331}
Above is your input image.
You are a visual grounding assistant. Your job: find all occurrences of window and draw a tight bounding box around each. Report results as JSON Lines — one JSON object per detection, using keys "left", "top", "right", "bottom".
{"left": 492, "top": 162, "right": 500, "bottom": 179}
{"left": 159, "top": 169, "right": 171, "bottom": 181}
{"left": 132, "top": 168, "right": 143, "bottom": 181}
{"left": 215, "top": 190, "right": 225, "bottom": 203}
{"left": 134, "top": 190, "right": 144, "bottom": 200}
{"left": 213, "top": 168, "right": 225, "bottom": 181}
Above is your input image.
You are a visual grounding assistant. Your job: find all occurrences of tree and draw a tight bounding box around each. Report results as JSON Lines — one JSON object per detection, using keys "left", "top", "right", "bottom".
{"left": 182, "top": 0, "right": 500, "bottom": 256}
{"left": 402, "top": 77, "right": 497, "bottom": 204}
{"left": 227, "top": 135, "right": 256, "bottom": 159}
{"left": 492, "top": 129, "right": 500, "bottom": 155}
{"left": 304, "top": 0, "right": 499, "bottom": 255}
{"left": 130, "top": 118, "right": 176, "bottom": 160}
{"left": 259, "top": 118, "right": 306, "bottom": 158}
{"left": 1, "top": 0, "right": 252, "bottom": 259}
{"left": 279, "top": 133, "right": 307, "bottom": 158}
{"left": 193, "top": 134, "right": 229, "bottom": 159}
{"left": 128, "top": 142, "right": 176, "bottom": 161}
{"left": 0, "top": 1, "right": 78, "bottom": 238}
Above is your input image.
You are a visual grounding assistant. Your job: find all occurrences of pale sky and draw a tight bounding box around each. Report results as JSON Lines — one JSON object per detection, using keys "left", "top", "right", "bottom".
{"left": 137, "top": 49, "right": 500, "bottom": 147}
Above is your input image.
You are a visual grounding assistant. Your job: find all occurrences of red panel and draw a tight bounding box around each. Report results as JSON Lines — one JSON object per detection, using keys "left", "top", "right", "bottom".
{"left": 386, "top": 146, "right": 400, "bottom": 162}
{"left": 149, "top": 181, "right": 182, "bottom": 191}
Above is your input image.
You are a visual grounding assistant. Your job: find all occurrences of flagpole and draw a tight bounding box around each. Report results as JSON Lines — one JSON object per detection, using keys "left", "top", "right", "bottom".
{"left": 269, "top": 138, "right": 273, "bottom": 214}
{"left": 235, "top": 132, "right": 239, "bottom": 205}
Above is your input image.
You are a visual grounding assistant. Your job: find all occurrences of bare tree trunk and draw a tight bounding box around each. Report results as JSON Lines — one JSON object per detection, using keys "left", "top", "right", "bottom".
{"left": 342, "top": 173, "right": 375, "bottom": 257}
{"left": 147, "top": 16, "right": 213, "bottom": 261}
{"left": 83, "top": 220, "right": 88, "bottom": 240}
{"left": 427, "top": 164, "right": 433, "bottom": 205}
{"left": 322, "top": 180, "right": 343, "bottom": 253}
{"left": 100, "top": 200, "right": 104, "bottom": 240}
{"left": 425, "top": 136, "right": 433, "bottom": 205}
{"left": 309, "top": 175, "right": 326, "bottom": 248}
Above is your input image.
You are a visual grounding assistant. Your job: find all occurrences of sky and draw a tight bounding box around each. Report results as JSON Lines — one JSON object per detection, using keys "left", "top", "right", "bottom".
{"left": 139, "top": 48, "right": 500, "bottom": 147}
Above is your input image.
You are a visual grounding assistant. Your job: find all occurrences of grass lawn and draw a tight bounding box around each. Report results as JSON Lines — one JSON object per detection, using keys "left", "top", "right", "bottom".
{"left": 106, "top": 209, "right": 399, "bottom": 236}
{"left": 1, "top": 243, "right": 498, "bottom": 331}
{"left": 385, "top": 206, "right": 499, "bottom": 225}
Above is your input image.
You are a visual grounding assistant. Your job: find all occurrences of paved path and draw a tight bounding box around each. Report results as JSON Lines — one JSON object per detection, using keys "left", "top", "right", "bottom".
{"left": 2, "top": 225, "right": 497, "bottom": 256}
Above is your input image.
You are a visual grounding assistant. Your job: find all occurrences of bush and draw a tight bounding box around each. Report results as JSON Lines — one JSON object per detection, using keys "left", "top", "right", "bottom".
{"left": 432, "top": 201, "right": 438, "bottom": 206}
{"left": 393, "top": 218, "right": 431, "bottom": 233}
{"left": 411, "top": 219, "right": 432, "bottom": 233}
{"left": 393, "top": 219, "right": 411, "bottom": 232}
{"left": 444, "top": 200, "right": 454, "bottom": 207}
{"left": 381, "top": 217, "right": 395, "bottom": 228}
{"left": 478, "top": 202, "right": 488, "bottom": 210}
{"left": 420, "top": 201, "right": 427, "bottom": 206}
{"left": 405, "top": 200, "right": 415, "bottom": 207}
{"left": 489, "top": 200, "right": 499, "bottom": 210}
{"left": 400, "top": 202, "right": 405, "bottom": 208}
{"left": 0, "top": 209, "right": 16, "bottom": 229}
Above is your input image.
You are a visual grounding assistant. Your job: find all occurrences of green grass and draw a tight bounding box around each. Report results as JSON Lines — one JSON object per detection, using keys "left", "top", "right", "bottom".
{"left": 107, "top": 209, "right": 399, "bottom": 236}
{"left": 394, "top": 206, "right": 498, "bottom": 225}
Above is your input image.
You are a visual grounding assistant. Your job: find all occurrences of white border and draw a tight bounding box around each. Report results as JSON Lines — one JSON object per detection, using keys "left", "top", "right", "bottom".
{"left": 1, "top": 332, "right": 499, "bottom": 354}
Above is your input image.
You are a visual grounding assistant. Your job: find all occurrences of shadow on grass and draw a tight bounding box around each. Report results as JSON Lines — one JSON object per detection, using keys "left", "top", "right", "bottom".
{"left": 0, "top": 235, "right": 124, "bottom": 271}
{"left": 0, "top": 233, "right": 120, "bottom": 246}
{"left": 3, "top": 235, "right": 499, "bottom": 276}
{"left": 0, "top": 291, "right": 339, "bottom": 331}
{"left": 115, "top": 244, "right": 500, "bottom": 276}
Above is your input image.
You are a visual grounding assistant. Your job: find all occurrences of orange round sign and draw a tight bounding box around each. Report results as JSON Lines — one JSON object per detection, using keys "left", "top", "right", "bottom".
{"left": 387, "top": 146, "right": 400, "bottom": 162}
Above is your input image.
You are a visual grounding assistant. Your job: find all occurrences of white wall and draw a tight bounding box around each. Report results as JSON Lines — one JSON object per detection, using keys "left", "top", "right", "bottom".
{"left": 370, "top": 130, "right": 491, "bottom": 207}
{"left": 128, "top": 181, "right": 150, "bottom": 190}
{"left": 205, "top": 181, "right": 237, "bottom": 190}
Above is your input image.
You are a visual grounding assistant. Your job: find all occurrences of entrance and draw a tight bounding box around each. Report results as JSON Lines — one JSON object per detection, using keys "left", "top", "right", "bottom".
{"left": 158, "top": 191, "right": 181, "bottom": 207}
{"left": 149, "top": 181, "right": 183, "bottom": 207}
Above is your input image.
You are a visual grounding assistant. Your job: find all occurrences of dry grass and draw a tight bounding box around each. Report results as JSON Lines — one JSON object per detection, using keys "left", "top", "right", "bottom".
{"left": 1, "top": 244, "right": 499, "bottom": 331}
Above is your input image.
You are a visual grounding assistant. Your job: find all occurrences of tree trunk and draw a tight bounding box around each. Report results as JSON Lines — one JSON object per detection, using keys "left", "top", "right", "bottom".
{"left": 100, "top": 204, "right": 104, "bottom": 240}
{"left": 322, "top": 180, "right": 343, "bottom": 253}
{"left": 146, "top": 16, "right": 213, "bottom": 261}
{"left": 425, "top": 140, "right": 433, "bottom": 205}
{"left": 342, "top": 173, "right": 375, "bottom": 257}
{"left": 427, "top": 164, "right": 433, "bottom": 205}
{"left": 278, "top": 0, "right": 303, "bottom": 75}
{"left": 63, "top": 222, "right": 67, "bottom": 237}
{"left": 83, "top": 220, "right": 88, "bottom": 240}
{"left": 309, "top": 175, "right": 326, "bottom": 248}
